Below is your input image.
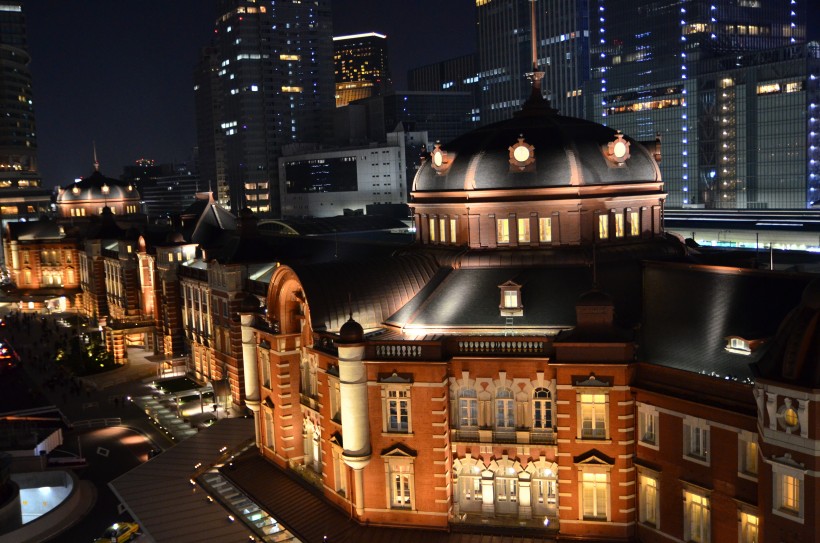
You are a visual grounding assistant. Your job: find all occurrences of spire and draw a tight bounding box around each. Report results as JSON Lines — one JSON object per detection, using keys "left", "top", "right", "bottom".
{"left": 93, "top": 141, "right": 100, "bottom": 172}
{"left": 518, "top": 0, "right": 557, "bottom": 117}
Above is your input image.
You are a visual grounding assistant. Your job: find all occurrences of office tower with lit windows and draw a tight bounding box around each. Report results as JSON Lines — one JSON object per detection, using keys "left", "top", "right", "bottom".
{"left": 0, "top": 2, "right": 39, "bottom": 190}
{"left": 477, "top": 0, "right": 590, "bottom": 124}
{"left": 409, "top": 53, "right": 481, "bottom": 126}
{"left": 589, "top": 0, "right": 813, "bottom": 209}
{"left": 196, "top": 0, "right": 335, "bottom": 217}
{"left": 194, "top": 46, "right": 228, "bottom": 207}
{"left": 333, "top": 32, "right": 391, "bottom": 108}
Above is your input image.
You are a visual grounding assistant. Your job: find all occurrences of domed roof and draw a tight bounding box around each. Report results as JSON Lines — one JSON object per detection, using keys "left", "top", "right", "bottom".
{"left": 413, "top": 108, "right": 660, "bottom": 193}
{"left": 338, "top": 316, "right": 364, "bottom": 344}
{"left": 57, "top": 170, "right": 140, "bottom": 203}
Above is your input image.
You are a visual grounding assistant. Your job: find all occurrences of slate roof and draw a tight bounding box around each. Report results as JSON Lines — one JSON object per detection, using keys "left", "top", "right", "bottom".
{"left": 641, "top": 262, "right": 814, "bottom": 382}
{"left": 259, "top": 215, "right": 409, "bottom": 236}
{"left": 6, "top": 219, "right": 64, "bottom": 242}
{"left": 293, "top": 253, "right": 440, "bottom": 332}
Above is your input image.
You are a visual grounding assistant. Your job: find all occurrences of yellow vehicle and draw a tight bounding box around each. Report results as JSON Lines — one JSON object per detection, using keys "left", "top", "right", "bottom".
{"left": 93, "top": 522, "right": 140, "bottom": 543}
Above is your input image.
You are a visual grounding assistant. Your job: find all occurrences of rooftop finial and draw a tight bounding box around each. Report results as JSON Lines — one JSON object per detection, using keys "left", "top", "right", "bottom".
{"left": 518, "top": 0, "right": 556, "bottom": 116}
{"left": 93, "top": 141, "right": 100, "bottom": 172}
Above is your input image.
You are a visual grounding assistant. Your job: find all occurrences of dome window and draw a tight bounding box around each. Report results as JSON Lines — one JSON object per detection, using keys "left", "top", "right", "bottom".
{"left": 72, "top": 185, "right": 80, "bottom": 195}
{"left": 606, "top": 131, "right": 631, "bottom": 165}
{"left": 101, "top": 183, "right": 110, "bottom": 195}
{"left": 509, "top": 135, "right": 536, "bottom": 171}
{"left": 430, "top": 142, "right": 452, "bottom": 174}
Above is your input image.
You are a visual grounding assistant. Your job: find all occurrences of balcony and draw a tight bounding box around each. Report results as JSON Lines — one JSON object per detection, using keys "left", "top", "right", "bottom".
{"left": 451, "top": 428, "right": 556, "bottom": 446}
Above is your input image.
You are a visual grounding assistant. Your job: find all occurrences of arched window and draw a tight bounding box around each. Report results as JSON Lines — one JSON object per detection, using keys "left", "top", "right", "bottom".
{"left": 532, "top": 466, "right": 558, "bottom": 517}
{"left": 458, "top": 466, "right": 483, "bottom": 513}
{"left": 495, "top": 466, "right": 518, "bottom": 515}
{"left": 459, "top": 388, "right": 478, "bottom": 429}
{"left": 495, "top": 388, "right": 515, "bottom": 429}
{"left": 533, "top": 388, "right": 552, "bottom": 429}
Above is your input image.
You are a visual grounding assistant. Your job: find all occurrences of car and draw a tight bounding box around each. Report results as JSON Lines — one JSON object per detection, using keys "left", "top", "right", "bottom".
{"left": 93, "top": 522, "right": 140, "bottom": 543}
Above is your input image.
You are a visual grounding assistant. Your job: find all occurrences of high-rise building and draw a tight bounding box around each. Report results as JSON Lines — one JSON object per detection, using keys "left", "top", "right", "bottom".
{"left": 196, "top": 0, "right": 336, "bottom": 217}
{"left": 589, "top": 0, "right": 811, "bottom": 209}
{"left": 409, "top": 53, "right": 481, "bottom": 124}
{"left": 194, "top": 46, "right": 228, "bottom": 207}
{"left": 0, "top": 3, "right": 39, "bottom": 189}
{"left": 477, "top": 0, "right": 590, "bottom": 124}
{"left": 333, "top": 32, "right": 391, "bottom": 108}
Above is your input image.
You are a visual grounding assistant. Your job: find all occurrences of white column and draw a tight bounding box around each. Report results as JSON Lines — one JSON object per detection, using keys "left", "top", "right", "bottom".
{"left": 240, "top": 312, "right": 261, "bottom": 445}
{"left": 339, "top": 342, "right": 371, "bottom": 517}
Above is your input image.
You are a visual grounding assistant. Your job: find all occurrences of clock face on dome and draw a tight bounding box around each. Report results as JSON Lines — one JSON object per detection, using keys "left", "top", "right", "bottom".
{"left": 607, "top": 132, "right": 631, "bottom": 164}
{"left": 513, "top": 145, "right": 530, "bottom": 163}
{"left": 509, "top": 135, "right": 535, "bottom": 170}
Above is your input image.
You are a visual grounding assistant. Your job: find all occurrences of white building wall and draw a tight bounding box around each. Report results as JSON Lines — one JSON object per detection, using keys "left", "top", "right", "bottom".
{"left": 279, "top": 145, "right": 405, "bottom": 218}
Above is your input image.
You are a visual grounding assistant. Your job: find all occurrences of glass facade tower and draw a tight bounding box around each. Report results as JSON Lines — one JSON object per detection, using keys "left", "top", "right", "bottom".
{"left": 333, "top": 32, "right": 392, "bottom": 108}
{"left": 196, "top": 0, "right": 335, "bottom": 217}
{"left": 477, "top": 0, "right": 590, "bottom": 124}
{"left": 589, "top": 0, "right": 812, "bottom": 209}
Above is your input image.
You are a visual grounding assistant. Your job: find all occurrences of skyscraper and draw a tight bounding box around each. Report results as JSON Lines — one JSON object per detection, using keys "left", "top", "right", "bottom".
{"left": 476, "top": 0, "right": 590, "bottom": 124}
{"left": 194, "top": 46, "right": 228, "bottom": 206}
{"left": 333, "top": 32, "right": 391, "bottom": 108}
{"left": 0, "top": 2, "right": 39, "bottom": 189}
{"left": 196, "top": 0, "right": 335, "bottom": 217}
{"left": 589, "top": 0, "right": 812, "bottom": 209}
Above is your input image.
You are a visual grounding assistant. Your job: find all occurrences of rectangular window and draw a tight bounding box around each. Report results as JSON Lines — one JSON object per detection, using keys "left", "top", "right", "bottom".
{"left": 503, "top": 290, "right": 519, "bottom": 308}
{"left": 386, "top": 389, "right": 410, "bottom": 433}
{"left": 684, "top": 418, "right": 710, "bottom": 464}
{"left": 740, "top": 512, "right": 758, "bottom": 543}
{"left": 260, "top": 353, "right": 271, "bottom": 389}
{"left": 333, "top": 451, "right": 347, "bottom": 495}
{"left": 639, "top": 474, "right": 658, "bottom": 526}
{"left": 739, "top": 435, "right": 758, "bottom": 477}
{"left": 580, "top": 393, "right": 607, "bottom": 439}
{"left": 264, "top": 410, "right": 274, "bottom": 448}
{"left": 539, "top": 217, "right": 552, "bottom": 242}
{"left": 495, "top": 392, "right": 515, "bottom": 429}
{"left": 638, "top": 404, "right": 658, "bottom": 447}
{"left": 459, "top": 392, "right": 478, "bottom": 428}
{"left": 781, "top": 475, "right": 799, "bottom": 513}
{"left": 598, "top": 214, "right": 609, "bottom": 239}
{"left": 630, "top": 211, "right": 640, "bottom": 236}
{"left": 614, "top": 213, "right": 624, "bottom": 238}
{"left": 329, "top": 378, "right": 341, "bottom": 423}
{"left": 389, "top": 464, "right": 413, "bottom": 509}
{"left": 518, "top": 217, "right": 530, "bottom": 243}
{"left": 497, "top": 218, "right": 510, "bottom": 244}
{"left": 582, "top": 472, "right": 608, "bottom": 520}
{"left": 684, "top": 491, "right": 710, "bottom": 543}
{"left": 450, "top": 218, "right": 457, "bottom": 243}
{"left": 429, "top": 217, "right": 436, "bottom": 242}
{"left": 439, "top": 218, "right": 447, "bottom": 242}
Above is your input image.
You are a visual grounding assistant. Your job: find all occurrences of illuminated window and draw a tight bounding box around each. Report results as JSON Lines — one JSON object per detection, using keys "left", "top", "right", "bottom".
{"left": 639, "top": 473, "right": 659, "bottom": 526}
{"left": 598, "top": 214, "right": 609, "bottom": 239}
{"left": 784, "top": 408, "right": 798, "bottom": 427}
{"left": 450, "top": 218, "right": 457, "bottom": 243}
{"left": 386, "top": 460, "right": 414, "bottom": 510}
{"left": 580, "top": 393, "right": 607, "bottom": 439}
{"left": 629, "top": 211, "right": 640, "bottom": 237}
{"left": 328, "top": 376, "right": 341, "bottom": 423}
{"left": 429, "top": 217, "right": 436, "bottom": 242}
{"left": 614, "top": 213, "right": 624, "bottom": 238}
{"left": 497, "top": 218, "right": 510, "bottom": 244}
{"left": 581, "top": 471, "right": 608, "bottom": 520}
{"left": 263, "top": 409, "right": 274, "bottom": 448}
{"left": 740, "top": 512, "right": 758, "bottom": 543}
{"left": 539, "top": 217, "right": 552, "bottom": 242}
{"left": 281, "top": 86, "right": 303, "bottom": 93}
{"left": 739, "top": 433, "right": 758, "bottom": 478}
{"left": 518, "top": 217, "right": 530, "bottom": 242}
{"left": 439, "top": 218, "right": 446, "bottom": 242}
{"left": 332, "top": 448, "right": 347, "bottom": 495}
{"left": 683, "top": 491, "right": 710, "bottom": 543}
{"left": 757, "top": 83, "right": 781, "bottom": 95}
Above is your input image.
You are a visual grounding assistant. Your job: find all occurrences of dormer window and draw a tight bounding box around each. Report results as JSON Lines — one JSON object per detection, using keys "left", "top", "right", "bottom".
{"left": 430, "top": 142, "right": 453, "bottom": 174}
{"left": 101, "top": 183, "right": 110, "bottom": 195}
{"left": 499, "top": 280, "right": 523, "bottom": 317}
{"left": 725, "top": 336, "right": 751, "bottom": 355}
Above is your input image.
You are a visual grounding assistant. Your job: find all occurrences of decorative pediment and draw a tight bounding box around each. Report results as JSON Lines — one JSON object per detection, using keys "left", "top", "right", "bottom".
{"left": 574, "top": 449, "right": 615, "bottom": 466}
{"left": 264, "top": 396, "right": 274, "bottom": 409}
{"left": 379, "top": 371, "right": 413, "bottom": 384}
{"left": 329, "top": 432, "right": 343, "bottom": 448}
{"left": 381, "top": 442, "right": 417, "bottom": 458}
{"left": 771, "top": 453, "right": 805, "bottom": 471}
{"left": 573, "top": 373, "right": 611, "bottom": 387}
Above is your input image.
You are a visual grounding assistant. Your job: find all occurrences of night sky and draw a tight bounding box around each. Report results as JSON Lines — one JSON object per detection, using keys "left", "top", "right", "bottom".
{"left": 22, "top": 1, "right": 820, "bottom": 189}
{"left": 24, "top": 0, "right": 476, "bottom": 189}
